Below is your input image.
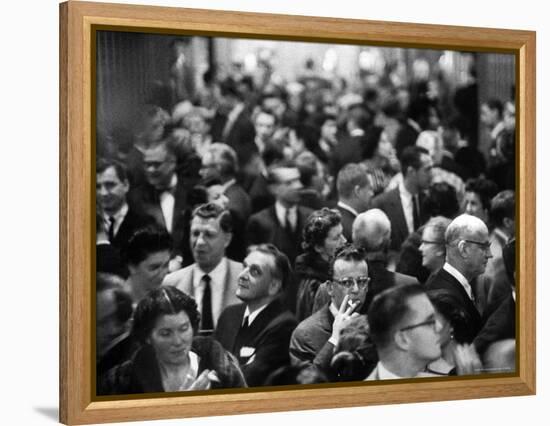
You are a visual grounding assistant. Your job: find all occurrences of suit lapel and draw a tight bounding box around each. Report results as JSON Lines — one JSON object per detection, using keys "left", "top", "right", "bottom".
{"left": 389, "top": 188, "right": 409, "bottom": 239}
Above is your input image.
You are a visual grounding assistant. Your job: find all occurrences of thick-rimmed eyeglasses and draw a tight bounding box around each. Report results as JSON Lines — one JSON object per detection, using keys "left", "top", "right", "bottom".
{"left": 399, "top": 318, "right": 438, "bottom": 332}
{"left": 462, "top": 239, "right": 491, "bottom": 251}
{"left": 334, "top": 276, "right": 370, "bottom": 289}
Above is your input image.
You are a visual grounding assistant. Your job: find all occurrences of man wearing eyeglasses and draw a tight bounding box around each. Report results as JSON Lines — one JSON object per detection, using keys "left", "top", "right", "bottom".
{"left": 424, "top": 214, "right": 491, "bottom": 343}
{"left": 289, "top": 245, "right": 368, "bottom": 372}
{"left": 366, "top": 284, "right": 443, "bottom": 380}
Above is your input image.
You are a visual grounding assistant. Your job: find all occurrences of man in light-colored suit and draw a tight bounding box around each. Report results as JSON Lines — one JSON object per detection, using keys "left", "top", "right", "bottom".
{"left": 163, "top": 203, "right": 242, "bottom": 334}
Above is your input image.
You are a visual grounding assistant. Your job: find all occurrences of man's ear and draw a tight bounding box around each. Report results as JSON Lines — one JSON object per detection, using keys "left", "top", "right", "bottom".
{"left": 269, "top": 278, "right": 282, "bottom": 297}
{"left": 457, "top": 240, "right": 468, "bottom": 258}
{"left": 224, "top": 231, "right": 233, "bottom": 248}
{"left": 394, "top": 329, "right": 410, "bottom": 351}
{"left": 326, "top": 280, "right": 335, "bottom": 298}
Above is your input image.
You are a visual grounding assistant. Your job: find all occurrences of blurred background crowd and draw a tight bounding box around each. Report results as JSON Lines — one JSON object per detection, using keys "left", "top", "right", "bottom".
{"left": 95, "top": 32, "right": 517, "bottom": 395}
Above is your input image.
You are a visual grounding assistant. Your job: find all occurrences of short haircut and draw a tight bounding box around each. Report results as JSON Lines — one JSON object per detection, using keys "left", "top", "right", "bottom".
{"left": 444, "top": 214, "right": 487, "bottom": 246}
{"left": 427, "top": 289, "right": 477, "bottom": 344}
{"left": 191, "top": 202, "right": 233, "bottom": 233}
{"left": 96, "top": 273, "right": 133, "bottom": 325}
{"left": 295, "top": 150, "right": 319, "bottom": 187}
{"left": 131, "top": 285, "right": 201, "bottom": 344}
{"left": 266, "top": 160, "right": 298, "bottom": 185}
{"left": 336, "top": 163, "right": 369, "bottom": 199}
{"left": 484, "top": 98, "right": 504, "bottom": 118}
{"left": 247, "top": 243, "right": 292, "bottom": 291}
{"left": 352, "top": 209, "right": 391, "bottom": 253}
{"left": 368, "top": 284, "right": 426, "bottom": 348}
{"left": 400, "top": 145, "right": 430, "bottom": 175}
{"left": 489, "top": 190, "right": 515, "bottom": 228}
{"left": 302, "top": 208, "right": 342, "bottom": 253}
{"left": 219, "top": 78, "right": 242, "bottom": 100}
{"left": 422, "top": 182, "right": 460, "bottom": 219}
{"left": 124, "top": 224, "right": 172, "bottom": 266}
{"left": 96, "top": 158, "right": 128, "bottom": 183}
{"left": 204, "top": 143, "right": 239, "bottom": 178}
{"left": 465, "top": 177, "right": 499, "bottom": 212}
{"left": 329, "top": 244, "right": 366, "bottom": 280}
{"left": 254, "top": 107, "right": 278, "bottom": 125}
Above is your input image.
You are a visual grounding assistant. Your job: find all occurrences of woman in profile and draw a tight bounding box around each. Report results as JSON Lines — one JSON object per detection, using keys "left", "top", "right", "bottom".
{"left": 99, "top": 286, "right": 246, "bottom": 395}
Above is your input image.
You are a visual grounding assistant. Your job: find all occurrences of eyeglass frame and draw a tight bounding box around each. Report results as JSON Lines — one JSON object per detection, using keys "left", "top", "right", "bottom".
{"left": 399, "top": 317, "right": 438, "bottom": 332}
{"left": 461, "top": 239, "right": 491, "bottom": 251}
{"left": 333, "top": 275, "right": 370, "bottom": 290}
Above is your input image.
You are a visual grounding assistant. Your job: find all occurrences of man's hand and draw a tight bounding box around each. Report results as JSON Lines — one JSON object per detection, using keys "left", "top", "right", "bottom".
{"left": 330, "top": 295, "right": 360, "bottom": 347}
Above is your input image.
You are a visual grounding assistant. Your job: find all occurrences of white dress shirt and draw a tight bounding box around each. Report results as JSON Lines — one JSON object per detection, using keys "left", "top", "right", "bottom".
{"left": 159, "top": 174, "right": 177, "bottom": 233}
{"left": 102, "top": 203, "right": 129, "bottom": 238}
{"left": 443, "top": 262, "right": 474, "bottom": 301}
{"left": 243, "top": 303, "right": 270, "bottom": 327}
{"left": 275, "top": 201, "right": 297, "bottom": 231}
{"left": 192, "top": 258, "right": 228, "bottom": 327}
{"left": 398, "top": 181, "right": 416, "bottom": 234}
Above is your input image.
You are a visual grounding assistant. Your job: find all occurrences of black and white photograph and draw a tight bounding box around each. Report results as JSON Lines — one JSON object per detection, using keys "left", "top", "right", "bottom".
{"left": 94, "top": 30, "right": 517, "bottom": 397}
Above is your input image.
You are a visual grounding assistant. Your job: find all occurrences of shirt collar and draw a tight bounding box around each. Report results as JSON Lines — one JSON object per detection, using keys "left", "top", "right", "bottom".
{"left": 275, "top": 201, "right": 297, "bottom": 226}
{"left": 192, "top": 257, "right": 228, "bottom": 289}
{"left": 243, "top": 303, "right": 270, "bottom": 326}
{"left": 443, "top": 262, "right": 473, "bottom": 299}
{"left": 103, "top": 202, "right": 128, "bottom": 222}
{"left": 398, "top": 180, "right": 414, "bottom": 202}
{"left": 337, "top": 201, "right": 358, "bottom": 217}
{"left": 377, "top": 361, "right": 405, "bottom": 380}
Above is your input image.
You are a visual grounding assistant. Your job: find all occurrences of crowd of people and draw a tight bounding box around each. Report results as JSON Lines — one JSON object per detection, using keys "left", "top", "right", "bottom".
{"left": 96, "top": 54, "right": 516, "bottom": 395}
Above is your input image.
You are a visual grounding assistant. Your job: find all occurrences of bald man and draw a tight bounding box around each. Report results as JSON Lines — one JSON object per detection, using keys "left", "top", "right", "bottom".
{"left": 312, "top": 209, "right": 418, "bottom": 312}
{"left": 352, "top": 209, "right": 419, "bottom": 308}
{"left": 425, "top": 213, "right": 491, "bottom": 343}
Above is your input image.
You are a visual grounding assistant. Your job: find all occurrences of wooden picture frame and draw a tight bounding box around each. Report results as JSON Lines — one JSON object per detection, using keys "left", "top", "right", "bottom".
{"left": 60, "top": 1, "right": 536, "bottom": 424}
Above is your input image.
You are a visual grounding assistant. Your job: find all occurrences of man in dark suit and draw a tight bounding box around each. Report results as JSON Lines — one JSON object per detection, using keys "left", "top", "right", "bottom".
{"left": 96, "top": 158, "right": 154, "bottom": 251}
{"left": 290, "top": 245, "right": 368, "bottom": 372}
{"left": 128, "top": 140, "right": 195, "bottom": 256}
{"left": 425, "top": 214, "right": 492, "bottom": 343}
{"left": 246, "top": 161, "right": 313, "bottom": 266}
{"left": 335, "top": 163, "right": 374, "bottom": 242}
{"left": 214, "top": 244, "right": 297, "bottom": 387}
{"left": 312, "top": 209, "right": 418, "bottom": 312}
{"left": 330, "top": 104, "right": 370, "bottom": 177}
{"left": 210, "top": 78, "right": 256, "bottom": 168}
{"left": 370, "top": 146, "right": 433, "bottom": 252}
{"left": 201, "top": 143, "right": 252, "bottom": 262}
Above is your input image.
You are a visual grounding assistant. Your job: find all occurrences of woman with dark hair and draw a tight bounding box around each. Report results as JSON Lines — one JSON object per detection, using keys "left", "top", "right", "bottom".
{"left": 422, "top": 289, "right": 482, "bottom": 376}
{"left": 462, "top": 177, "right": 499, "bottom": 224}
{"left": 295, "top": 208, "right": 346, "bottom": 321}
{"left": 123, "top": 224, "right": 173, "bottom": 305}
{"left": 99, "top": 286, "right": 246, "bottom": 395}
{"left": 360, "top": 125, "right": 400, "bottom": 195}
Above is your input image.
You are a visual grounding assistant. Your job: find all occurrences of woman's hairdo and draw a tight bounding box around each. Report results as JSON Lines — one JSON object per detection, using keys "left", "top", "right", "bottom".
{"left": 131, "top": 285, "right": 200, "bottom": 344}
{"left": 302, "top": 208, "right": 342, "bottom": 252}
{"left": 124, "top": 224, "right": 172, "bottom": 266}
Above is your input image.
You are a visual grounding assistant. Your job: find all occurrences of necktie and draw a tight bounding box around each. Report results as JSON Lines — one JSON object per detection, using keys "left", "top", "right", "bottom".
{"left": 107, "top": 216, "right": 116, "bottom": 242}
{"left": 412, "top": 195, "right": 420, "bottom": 230}
{"left": 285, "top": 208, "right": 294, "bottom": 233}
{"left": 201, "top": 275, "right": 214, "bottom": 333}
